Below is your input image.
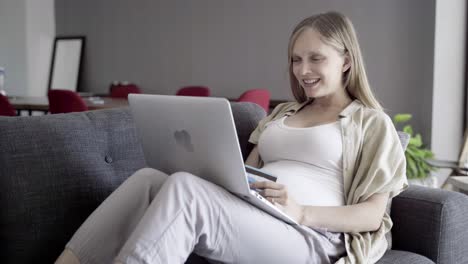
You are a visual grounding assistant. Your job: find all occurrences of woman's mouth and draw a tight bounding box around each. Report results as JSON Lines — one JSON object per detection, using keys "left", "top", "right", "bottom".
{"left": 302, "top": 78, "right": 320, "bottom": 88}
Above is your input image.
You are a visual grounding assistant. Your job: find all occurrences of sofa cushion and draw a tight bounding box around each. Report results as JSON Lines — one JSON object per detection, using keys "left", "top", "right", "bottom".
{"left": 0, "top": 102, "right": 265, "bottom": 263}
{"left": 0, "top": 108, "right": 146, "bottom": 263}
{"left": 230, "top": 102, "right": 266, "bottom": 158}
{"left": 377, "top": 250, "right": 435, "bottom": 264}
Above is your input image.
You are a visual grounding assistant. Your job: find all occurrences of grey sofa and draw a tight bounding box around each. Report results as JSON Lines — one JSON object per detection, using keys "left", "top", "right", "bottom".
{"left": 1, "top": 103, "right": 467, "bottom": 264}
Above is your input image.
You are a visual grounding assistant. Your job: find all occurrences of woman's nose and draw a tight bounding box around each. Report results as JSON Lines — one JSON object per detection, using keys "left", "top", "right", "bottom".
{"left": 298, "top": 62, "right": 312, "bottom": 75}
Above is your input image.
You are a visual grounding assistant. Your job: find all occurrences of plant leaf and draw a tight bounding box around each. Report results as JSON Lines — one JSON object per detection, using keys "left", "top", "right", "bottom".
{"left": 422, "top": 149, "right": 434, "bottom": 159}
{"left": 403, "top": 125, "right": 413, "bottom": 136}
{"left": 409, "top": 134, "right": 422, "bottom": 147}
{"left": 392, "top": 113, "right": 438, "bottom": 179}
{"left": 406, "top": 154, "right": 418, "bottom": 178}
{"left": 393, "top": 114, "right": 412, "bottom": 124}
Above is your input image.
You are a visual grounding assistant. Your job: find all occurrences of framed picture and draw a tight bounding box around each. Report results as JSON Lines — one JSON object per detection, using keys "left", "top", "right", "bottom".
{"left": 48, "top": 36, "right": 85, "bottom": 91}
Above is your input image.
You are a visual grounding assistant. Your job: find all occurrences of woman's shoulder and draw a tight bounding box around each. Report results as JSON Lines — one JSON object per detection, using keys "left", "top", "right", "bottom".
{"left": 350, "top": 102, "right": 393, "bottom": 128}
{"left": 351, "top": 104, "right": 400, "bottom": 145}
{"left": 248, "top": 101, "right": 303, "bottom": 145}
{"left": 362, "top": 108, "right": 392, "bottom": 124}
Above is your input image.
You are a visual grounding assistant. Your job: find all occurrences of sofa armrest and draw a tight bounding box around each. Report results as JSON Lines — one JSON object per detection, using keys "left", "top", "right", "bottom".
{"left": 391, "top": 185, "right": 468, "bottom": 264}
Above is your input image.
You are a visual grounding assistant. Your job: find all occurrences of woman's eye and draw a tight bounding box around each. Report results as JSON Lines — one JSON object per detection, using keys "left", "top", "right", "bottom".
{"left": 292, "top": 58, "right": 301, "bottom": 63}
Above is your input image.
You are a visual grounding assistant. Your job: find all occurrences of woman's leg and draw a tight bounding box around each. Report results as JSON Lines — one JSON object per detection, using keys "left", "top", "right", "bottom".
{"left": 56, "top": 168, "right": 169, "bottom": 264}
{"left": 116, "top": 172, "right": 345, "bottom": 264}
{"left": 55, "top": 249, "right": 80, "bottom": 264}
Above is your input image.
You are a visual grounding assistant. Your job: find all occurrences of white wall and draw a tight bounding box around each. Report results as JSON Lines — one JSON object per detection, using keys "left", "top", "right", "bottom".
{"left": 0, "top": 0, "right": 55, "bottom": 97}
{"left": 25, "top": 0, "right": 55, "bottom": 96}
{"left": 0, "top": 0, "right": 28, "bottom": 95}
{"left": 431, "top": 0, "right": 467, "bottom": 184}
{"left": 55, "top": 0, "right": 436, "bottom": 144}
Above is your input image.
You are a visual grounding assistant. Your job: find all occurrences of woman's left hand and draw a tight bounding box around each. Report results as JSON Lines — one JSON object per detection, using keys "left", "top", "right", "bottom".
{"left": 250, "top": 181, "right": 304, "bottom": 224}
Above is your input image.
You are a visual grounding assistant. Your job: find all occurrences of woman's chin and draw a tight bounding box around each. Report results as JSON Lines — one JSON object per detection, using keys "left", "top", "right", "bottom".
{"left": 303, "top": 88, "right": 319, "bottom": 98}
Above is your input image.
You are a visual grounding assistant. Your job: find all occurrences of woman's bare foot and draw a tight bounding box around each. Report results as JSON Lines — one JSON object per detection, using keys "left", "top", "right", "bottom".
{"left": 55, "top": 248, "right": 80, "bottom": 264}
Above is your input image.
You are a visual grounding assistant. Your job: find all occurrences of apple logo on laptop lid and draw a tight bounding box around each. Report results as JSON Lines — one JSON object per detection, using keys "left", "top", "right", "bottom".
{"left": 174, "top": 129, "right": 194, "bottom": 152}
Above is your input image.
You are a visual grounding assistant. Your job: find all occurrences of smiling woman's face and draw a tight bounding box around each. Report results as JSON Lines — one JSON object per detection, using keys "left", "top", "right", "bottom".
{"left": 291, "top": 27, "right": 349, "bottom": 99}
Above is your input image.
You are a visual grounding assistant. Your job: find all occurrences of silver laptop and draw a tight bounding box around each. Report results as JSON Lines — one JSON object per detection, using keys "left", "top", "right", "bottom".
{"left": 128, "top": 94, "right": 298, "bottom": 225}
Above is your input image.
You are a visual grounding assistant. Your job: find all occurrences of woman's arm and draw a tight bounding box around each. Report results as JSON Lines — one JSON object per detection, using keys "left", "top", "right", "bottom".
{"left": 300, "top": 192, "right": 389, "bottom": 233}
{"left": 245, "top": 145, "right": 261, "bottom": 168}
{"left": 251, "top": 180, "right": 389, "bottom": 233}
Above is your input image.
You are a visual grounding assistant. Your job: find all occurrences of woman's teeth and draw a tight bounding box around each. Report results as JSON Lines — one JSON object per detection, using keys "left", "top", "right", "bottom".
{"left": 304, "top": 79, "right": 319, "bottom": 84}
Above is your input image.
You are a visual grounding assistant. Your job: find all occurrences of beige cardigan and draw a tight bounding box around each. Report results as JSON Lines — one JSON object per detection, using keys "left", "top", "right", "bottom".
{"left": 248, "top": 99, "right": 408, "bottom": 264}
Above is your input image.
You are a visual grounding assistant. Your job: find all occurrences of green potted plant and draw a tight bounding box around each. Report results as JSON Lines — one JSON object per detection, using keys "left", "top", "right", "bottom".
{"left": 393, "top": 114, "right": 438, "bottom": 182}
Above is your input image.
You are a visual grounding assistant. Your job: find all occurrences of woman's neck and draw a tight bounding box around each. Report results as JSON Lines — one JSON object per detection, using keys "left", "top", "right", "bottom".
{"left": 308, "top": 90, "right": 353, "bottom": 112}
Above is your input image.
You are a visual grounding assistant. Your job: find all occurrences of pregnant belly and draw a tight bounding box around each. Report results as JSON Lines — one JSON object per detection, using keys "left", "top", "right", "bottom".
{"left": 261, "top": 160, "right": 345, "bottom": 206}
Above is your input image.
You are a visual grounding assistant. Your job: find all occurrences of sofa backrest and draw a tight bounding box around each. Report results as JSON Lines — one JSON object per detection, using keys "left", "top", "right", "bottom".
{"left": 0, "top": 102, "right": 265, "bottom": 263}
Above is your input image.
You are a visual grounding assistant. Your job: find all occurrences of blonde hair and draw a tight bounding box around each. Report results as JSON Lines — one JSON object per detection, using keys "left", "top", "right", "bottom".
{"left": 287, "top": 11, "right": 382, "bottom": 110}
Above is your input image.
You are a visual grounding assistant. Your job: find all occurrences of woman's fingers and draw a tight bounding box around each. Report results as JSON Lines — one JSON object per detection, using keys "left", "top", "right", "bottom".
{"left": 262, "top": 188, "right": 283, "bottom": 198}
{"left": 267, "top": 197, "right": 287, "bottom": 205}
{"left": 275, "top": 198, "right": 287, "bottom": 205}
{"left": 261, "top": 187, "right": 289, "bottom": 205}
{"left": 250, "top": 181, "right": 289, "bottom": 205}
{"left": 250, "top": 180, "right": 284, "bottom": 190}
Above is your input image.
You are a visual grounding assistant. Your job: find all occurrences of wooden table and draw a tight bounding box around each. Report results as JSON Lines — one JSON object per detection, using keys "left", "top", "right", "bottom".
{"left": 8, "top": 96, "right": 129, "bottom": 115}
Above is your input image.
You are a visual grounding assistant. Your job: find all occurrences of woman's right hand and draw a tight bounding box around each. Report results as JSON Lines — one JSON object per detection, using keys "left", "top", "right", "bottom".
{"left": 250, "top": 180, "right": 304, "bottom": 224}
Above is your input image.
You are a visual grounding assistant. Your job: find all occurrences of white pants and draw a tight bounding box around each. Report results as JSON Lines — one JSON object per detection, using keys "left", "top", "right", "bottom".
{"left": 66, "top": 168, "right": 345, "bottom": 264}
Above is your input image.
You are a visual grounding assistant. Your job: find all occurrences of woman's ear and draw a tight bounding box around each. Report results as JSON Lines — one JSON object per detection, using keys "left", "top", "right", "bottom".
{"left": 342, "top": 53, "right": 351, "bottom": 73}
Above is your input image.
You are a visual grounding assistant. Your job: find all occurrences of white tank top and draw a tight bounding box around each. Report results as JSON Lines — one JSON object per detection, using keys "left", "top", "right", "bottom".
{"left": 258, "top": 116, "right": 345, "bottom": 206}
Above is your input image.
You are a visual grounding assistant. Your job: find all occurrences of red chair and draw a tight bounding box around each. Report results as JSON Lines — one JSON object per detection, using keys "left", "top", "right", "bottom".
{"left": 176, "top": 86, "right": 211, "bottom": 97}
{"left": 48, "top": 89, "right": 88, "bottom": 114}
{"left": 0, "top": 94, "right": 16, "bottom": 116}
{"left": 110, "top": 83, "right": 141, "bottom": 99}
{"left": 236, "top": 89, "right": 270, "bottom": 112}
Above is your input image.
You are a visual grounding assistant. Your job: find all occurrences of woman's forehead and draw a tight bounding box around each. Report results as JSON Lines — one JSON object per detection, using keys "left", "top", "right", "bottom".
{"left": 292, "top": 28, "right": 331, "bottom": 56}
